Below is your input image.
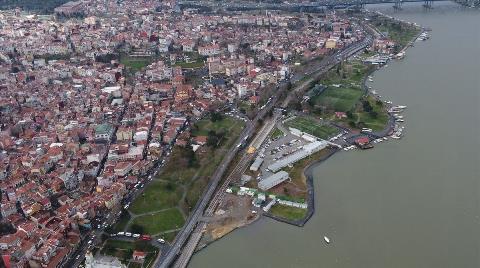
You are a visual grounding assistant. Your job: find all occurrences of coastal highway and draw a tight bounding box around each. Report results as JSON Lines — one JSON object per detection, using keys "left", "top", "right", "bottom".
{"left": 172, "top": 109, "right": 283, "bottom": 268}
{"left": 154, "top": 78, "right": 286, "bottom": 268}
{"left": 155, "top": 36, "right": 373, "bottom": 268}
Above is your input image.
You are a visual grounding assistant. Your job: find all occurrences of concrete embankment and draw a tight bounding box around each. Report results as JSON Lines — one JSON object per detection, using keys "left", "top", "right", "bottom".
{"left": 264, "top": 148, "right": 339, "bottom": 227}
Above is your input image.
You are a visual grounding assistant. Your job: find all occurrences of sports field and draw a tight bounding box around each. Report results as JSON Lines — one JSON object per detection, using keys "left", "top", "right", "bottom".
{"left": 312, "top": 86, "right": 363, "bottom": 112}
{"left": 285, "top": 116, "right": 338, "bottom": 139}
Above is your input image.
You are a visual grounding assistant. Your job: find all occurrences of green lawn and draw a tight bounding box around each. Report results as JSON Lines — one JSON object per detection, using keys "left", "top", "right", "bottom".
{"left": 379, "top": 25, "right": 419, "bottom": 50}
{"left": 161, "top": 231, "right": 179, "bottom": 243}
{"left": 373, "top": 17, "right": 421, "bottom": 51}
{"left": 120, "top": 56, "right": 152, "bottom": 72}
{"left": 285, "top": 116, "right": 338, "bottom": 139}
{"left": 310, "top": 61, "right": 370, "bottom": 113}
{"left": 271, "top": 127, "right": 285, "bottom": 139}
{"left": 355, "top": 96, "right": 389, "bottom": 131}
{"left": 269, "top": 204, "right": 307, "bottom": 221}
{"left": 129, "top": 181, "right": 183, "bottom": 214}
{"left": 110, "top": 212, "right": 131, "bottom": 233}
{"left": 312, "top": 86, "right": 363, "bottom": 112}
{"left": 128, "top": 208, "right": 185, "bottom": 235}
{"left": 174, "top": 60, "right": 205, "bottom": 69}
{"left": 120, "top": 116, "right": 244, "bottom": 246}
{"left": 191, "top": 117, "right": 240, "bottom": 136}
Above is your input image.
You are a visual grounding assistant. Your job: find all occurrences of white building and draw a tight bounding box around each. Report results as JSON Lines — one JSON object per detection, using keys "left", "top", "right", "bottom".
{"left": 258, "top": 171, "right": 289, "bottom": 191}
{"left": 267, "top": 141, "right": 327, "bottom": 172}
{"left": 134, "top": 130, "right": 148, "bottom": 141}
{"left": 85, "top": 252, "right": 126, "bottom": 268}
{"left": 249, "top": 156, "right": 264, "bottom": 172}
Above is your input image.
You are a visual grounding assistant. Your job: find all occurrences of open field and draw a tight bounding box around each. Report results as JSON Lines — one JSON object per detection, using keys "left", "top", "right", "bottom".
{"left": 373, "top": 16, "right": 421, "bottom": 51}
{"left": 128, "top": 208, "right": 185, "bottom": 235}
{"left": 129, "top": 181, "right": 183, "bottom": 215}
{"left": 269, "top": 204, "right": 307, "bottom": 221}
{"left": 110, "top": 116, "right": 245, "bottom": 242}
{"left": 310, "top": 61, "right": 370, "bottom": 113}
{"left": 285, "top": 116, "right": 338, "bottom": 139}
{"left": 162, "top": 231, "right": 179, "bottom": 243}
{"left": 120, "top": 56, "right": 152, "bottom": 72}
{"left": 356, "top": 96, "right": 389, "bottom": 131}
{"left": 174, "top": 60, "right": 205, "bottom": 69}
{"left": 312, "top": 86, "right": 363, "bottom": 112}
{"left": 191, "top": 117, "right": 240, "bottom": 136}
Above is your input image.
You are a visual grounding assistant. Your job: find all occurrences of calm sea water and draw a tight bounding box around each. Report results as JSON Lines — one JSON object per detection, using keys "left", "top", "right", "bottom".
{"left": 190, "top": 3, "right": 480, "bottom": 267}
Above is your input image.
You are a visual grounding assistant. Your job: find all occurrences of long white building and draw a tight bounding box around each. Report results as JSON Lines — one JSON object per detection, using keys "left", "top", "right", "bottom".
{"left": 267, "top": 140, "right": 328, "bottom": 172}
{"left": 258, "top": 171, "right": 289, "bottom": 191}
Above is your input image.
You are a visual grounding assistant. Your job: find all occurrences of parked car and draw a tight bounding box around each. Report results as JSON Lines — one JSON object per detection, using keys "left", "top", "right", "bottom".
{"left": 141, "top": 235, "right": 152, "bottom": 241}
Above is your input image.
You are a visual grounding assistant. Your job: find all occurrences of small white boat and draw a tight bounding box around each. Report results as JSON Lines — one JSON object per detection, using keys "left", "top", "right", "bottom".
{"left": 324, "top": 236, "right": 331, "bottom": 244}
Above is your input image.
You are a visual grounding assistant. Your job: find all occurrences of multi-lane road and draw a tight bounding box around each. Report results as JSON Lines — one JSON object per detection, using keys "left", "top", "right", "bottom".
{"left": 172, "top": 109, "right": 283, "bottom": 268}
{"left": 155, "top": 77, "right": 286, "bottom": 268}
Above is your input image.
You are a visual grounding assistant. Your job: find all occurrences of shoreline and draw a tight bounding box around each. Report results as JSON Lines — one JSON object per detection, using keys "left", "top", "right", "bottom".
{"left": 264, "top": 19, "right": 423, "bottom": 227}
{"left": 264, "top": 148, "right": 339, "bottom": 227}
{"left": 192, "top": 14, "right": 425, "bottom": 253}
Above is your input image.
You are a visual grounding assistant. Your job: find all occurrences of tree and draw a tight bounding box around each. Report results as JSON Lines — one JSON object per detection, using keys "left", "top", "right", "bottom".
{"left": 346, "top": 110, "right": 354, "bottom": 119}
{"left": 210, "top": 111, "right": 223, "bottom": 122}
{"left": 181, "top": 144, "right": 196, "bottom": 167}
{"left": 369, "top": 111, "right": 378, "bottom": 119}
{"left": 362, "top": 100, "right": 373, "bottom": 113}
{"left": 134, "top": 240, "right": 150, "bottom": 251}
{"left": 165, "top": 182, "right": 175, "bottom": 192}
{"left": 130, "top": 224, "right": 145, "bottom": 234}
{"left": 267, "top": 109, "right": 273, "bottom": 118}
{"left": 207, "top": 130, "right": 220, "bottom": 147}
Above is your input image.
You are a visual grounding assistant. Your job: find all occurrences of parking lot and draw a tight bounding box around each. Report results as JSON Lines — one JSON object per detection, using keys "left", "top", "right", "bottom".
{"left": 253, "top": 124, "right": 313, "bottom": 180}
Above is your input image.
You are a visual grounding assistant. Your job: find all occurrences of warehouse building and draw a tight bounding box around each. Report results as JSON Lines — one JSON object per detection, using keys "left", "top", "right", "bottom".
{"left": 258, "top": 171, "right": 289, "bottom": 191}
{"left": 250, "top": 156, "right": 264, "bottom": 171}
{"left": 267, "top": 141, "right": 328, "bottom": 172}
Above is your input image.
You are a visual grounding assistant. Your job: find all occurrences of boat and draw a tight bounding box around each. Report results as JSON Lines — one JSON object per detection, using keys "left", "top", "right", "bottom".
{"left": 395, "top": 51, "right": 405, "bottom": 59}
{"left": 324, "top": 236, "right": 331, "bottom": 244}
